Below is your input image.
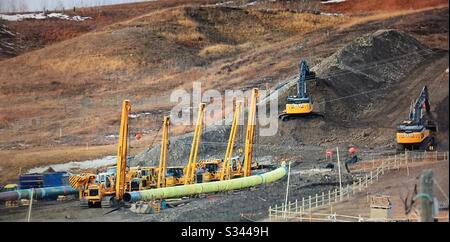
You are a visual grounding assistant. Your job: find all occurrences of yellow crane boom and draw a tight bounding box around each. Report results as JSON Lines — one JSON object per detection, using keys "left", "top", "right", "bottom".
{"left": 220, "top": 101, "right": 242, "bottom": 180}
{"left": 243, "top": 88, "right": 259, "bottom": 177}
{"left": 115, "top": 100, "right": 131, "bottom": 201}
{"left": 184, "top": 103, "right": 206, "bottom": 185}
{"left": 157, "top": 116, "right": 170, "bottom": 188}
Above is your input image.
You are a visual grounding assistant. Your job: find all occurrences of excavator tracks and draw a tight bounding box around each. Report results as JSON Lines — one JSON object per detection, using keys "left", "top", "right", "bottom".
{"left": 101, "top": 196, "right": 114, "bottom": 208}
{"left": 80, "top": 198, "right": 89, "bottom": 208}
{"left": 278, "top": 112, "right": 324, "bottom": 121}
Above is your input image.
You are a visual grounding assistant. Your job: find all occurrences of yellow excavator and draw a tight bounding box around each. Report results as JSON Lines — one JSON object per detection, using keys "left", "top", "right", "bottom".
{"left": 279, "top": 59, "right": 322, "bottom": 121}
{"left": 396, "top": 86, "right": 437, "bottom": 151}
{"left": 69, "top": 100, "right": 131, "bottom": 208}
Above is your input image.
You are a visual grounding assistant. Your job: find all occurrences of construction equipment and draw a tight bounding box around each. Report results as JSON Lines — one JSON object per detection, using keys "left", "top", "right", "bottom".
{"left": 279, "top": 59, "right": 322, "bottom": 121}
{"left": 183, "top": 103, "right": 206, "bottom": 185}
{"left": 396, "top": 86, "right": 437, "bottom": 151}
{"left": 196, "top": 101, "right": 243, "bottom": 182}
{"left": 220, "top": 101, "right": 242, "bottom": 180}
{"left": 128, "top": 166, "right": 158, "bottom": 191}
{"left": 218, "top": 89, "right": 259, "bottom": 179}
{"left": 164, "top": 166, "right": 185, "bottom": 186}
{"left": 162, "top": 103, "right": 206, "bottom": 186}
{"left": 196, "top": 159, "right": 222, "bottom": 183}
{"left": 157, "top": 116, "right": 170, "bottom": 188}
{"left": 242, "top": 88, "right": 259, "bottom": 177}
{"left": 114, "top": 100, "right": 131, "bottom": 202}
{"left": 69, "top": 100, "right": 131, "bottom": 207}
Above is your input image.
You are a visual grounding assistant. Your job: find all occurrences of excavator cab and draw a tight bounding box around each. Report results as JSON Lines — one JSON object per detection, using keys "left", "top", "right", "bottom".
{"left": 197, "top": 159, "right": 222, "bottom": 182}
{"left": 165, "top": 166, "right": 185, "bottom": 186}
{"left": 279, "top": 60, "right": 321, "bottom": 121}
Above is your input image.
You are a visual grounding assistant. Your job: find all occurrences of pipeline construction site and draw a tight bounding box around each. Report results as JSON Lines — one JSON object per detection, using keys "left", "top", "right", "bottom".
{"left": 0, "top": 0, "right": 449, "bottom": 223}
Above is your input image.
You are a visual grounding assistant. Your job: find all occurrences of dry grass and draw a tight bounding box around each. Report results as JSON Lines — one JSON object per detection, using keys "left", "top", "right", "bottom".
{"left": 339, "top": 5, "right": 450, "bottom": 29}
{"left": 252, "top": 11, "right": 350, "bottom": 33}
{"left": 199, "top": 44, "right": 236, "bottom": 58}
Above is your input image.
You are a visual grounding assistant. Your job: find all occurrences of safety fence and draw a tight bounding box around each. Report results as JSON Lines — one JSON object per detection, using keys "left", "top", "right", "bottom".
{"left": 268, "top": 151, "right": 449, "bottom": 221}
{"left": 268, "top": 211, "right": 449, "bottom": 222}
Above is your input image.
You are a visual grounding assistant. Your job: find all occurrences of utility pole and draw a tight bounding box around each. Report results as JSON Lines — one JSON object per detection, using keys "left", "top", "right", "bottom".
{"left": 284, "top": 161, "right": 291, "bottom": 219}
{"left": 418, "top": 169, "right": 434, "bottom": 222}
{"left": 336, "top": 147, "right": 343, "bottom": 200}
{"left": 27, "top": 188, "right": 34, "bottom": 222}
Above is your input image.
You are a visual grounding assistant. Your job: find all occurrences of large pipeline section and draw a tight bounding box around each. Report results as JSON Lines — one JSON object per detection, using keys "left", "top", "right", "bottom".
{"left": 0, "top": 186, "right": 77, "bottom": 202}
{"left": 123, "top": 164, "right": 287, "bottom": 202}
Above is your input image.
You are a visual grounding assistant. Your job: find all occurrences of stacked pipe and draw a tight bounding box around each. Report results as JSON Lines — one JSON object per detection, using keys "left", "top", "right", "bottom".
{"left": 0, "top": 186, "right": 77, "bottom": 202}
{"left": 124, "top": 163, "right": 287, "bottom": 202}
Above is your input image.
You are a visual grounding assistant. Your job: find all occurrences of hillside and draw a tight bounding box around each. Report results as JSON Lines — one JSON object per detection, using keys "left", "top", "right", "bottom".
{"left": 0, "top": 1, "right": 448, "bottom": 183}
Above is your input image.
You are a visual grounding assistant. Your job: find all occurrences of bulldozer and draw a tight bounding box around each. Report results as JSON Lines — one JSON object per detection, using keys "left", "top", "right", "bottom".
{"left": 396, "top": 86, "right": 437, "bottom": 151}
{"left": 279, "top": 59, "right": 323, "bottom": 121}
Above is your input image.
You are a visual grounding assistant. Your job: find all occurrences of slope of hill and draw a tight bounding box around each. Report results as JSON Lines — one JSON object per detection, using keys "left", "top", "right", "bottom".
{"left": 0, "top": 2, "right": 448, "bottom": 183}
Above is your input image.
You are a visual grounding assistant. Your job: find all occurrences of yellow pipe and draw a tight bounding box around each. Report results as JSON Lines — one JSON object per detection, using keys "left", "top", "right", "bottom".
{"left": 123, "top": 163, "right": 287, "bottom": 202}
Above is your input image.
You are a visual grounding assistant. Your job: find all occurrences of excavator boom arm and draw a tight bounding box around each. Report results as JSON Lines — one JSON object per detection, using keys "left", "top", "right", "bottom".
{"left": 409, "top": 86, "right": 431, "bottom": 122}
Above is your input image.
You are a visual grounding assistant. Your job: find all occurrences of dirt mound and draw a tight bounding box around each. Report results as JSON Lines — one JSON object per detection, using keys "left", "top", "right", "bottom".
{"left": 312, "top": 29, "right": 431, "bottom": 120}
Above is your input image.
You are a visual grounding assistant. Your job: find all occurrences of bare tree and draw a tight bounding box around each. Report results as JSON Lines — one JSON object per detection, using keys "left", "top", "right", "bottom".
{"left": 56, "top": 0, "right": 64, "bottom": 11}
{"left": 10, "top": 0, "right": 17, "bottom": 13}
{"left": 40, "top": 0, "right": 47, "bottom": 13}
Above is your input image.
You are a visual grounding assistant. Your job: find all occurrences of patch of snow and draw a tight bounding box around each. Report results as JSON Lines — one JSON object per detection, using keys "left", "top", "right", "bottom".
{"left": 322, "top": 0, "right": 346, "bottom": 4}
{"left": 215, "top": 1, "right": 234, "bottom": 6}
{"left": 244, "top": 1, "right": 257, "bottom": 6}
{"left": 0, "top": 12, "right": 91, "bottom": 22}
{"left": 320, "top": 12, "right": 344, "bottom": 16}
{"left": 129, "top": 112, "right": 152, "bottom": 119}
{"left": 27, "top": 156, "right": 117, "bottom": 173}
{"left": 105, "top": 134, "right": 119, "bottom": 139}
